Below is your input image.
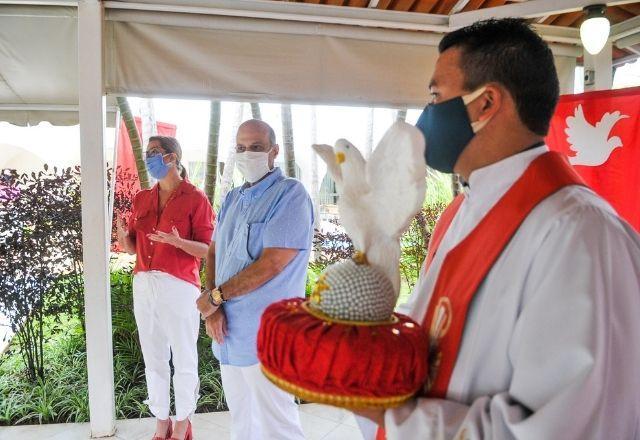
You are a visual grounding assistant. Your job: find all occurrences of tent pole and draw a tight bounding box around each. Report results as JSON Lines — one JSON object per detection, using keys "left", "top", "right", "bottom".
{"left": 78, "top": 0, "right": 116, "bottom": 437}
{"left": 584, "top": 41, "right": 613, "bottom": 91}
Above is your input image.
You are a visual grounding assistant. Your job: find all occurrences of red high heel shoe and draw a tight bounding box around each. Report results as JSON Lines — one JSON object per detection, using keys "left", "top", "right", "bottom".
{"left": 152, "top": 419, "right": 172, "bottom": 440}
{"left": 169, "top": 419, "right": 192, "bottom": 440}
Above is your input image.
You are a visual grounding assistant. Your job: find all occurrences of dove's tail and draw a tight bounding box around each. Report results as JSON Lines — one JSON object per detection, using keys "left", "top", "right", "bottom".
{"left": 366, "top": 237, "right": 402, "bottom": 297}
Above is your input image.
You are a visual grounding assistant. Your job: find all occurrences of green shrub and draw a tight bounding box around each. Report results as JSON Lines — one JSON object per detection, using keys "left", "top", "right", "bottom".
{"left": 0, "top": 268, "right": 227, "bottom": 426}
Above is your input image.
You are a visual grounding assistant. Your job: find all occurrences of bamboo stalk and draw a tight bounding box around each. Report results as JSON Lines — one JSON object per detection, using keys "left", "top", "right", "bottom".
{"left": 250, "top": 102, "right": 262, "bottom": 120}
{"left": 281, "top": 104, "right": 297, "bottom": 178}
{"left": 116, "top": 97, "right": 151, "bottom": 189}
{"left": 204, "top": 101, "right": 221, "bottom": 204}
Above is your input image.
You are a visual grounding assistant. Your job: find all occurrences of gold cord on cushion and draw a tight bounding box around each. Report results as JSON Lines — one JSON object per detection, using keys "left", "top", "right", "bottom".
{"left": 302, "top": 301, "right": 398, "bottom": 326}
{"left": 310, "top": 274, "right": 329, "bottom": 305}
{"left": 352, "top": 251, "right": 368, "bottom": 265}
{"left": 261, "top": 365, "right": 415, "bottom": 409}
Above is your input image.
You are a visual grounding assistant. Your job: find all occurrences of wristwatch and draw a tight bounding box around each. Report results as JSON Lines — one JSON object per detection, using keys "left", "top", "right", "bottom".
{"left": 207, "top": 287, "right": 226, "bottom": 307}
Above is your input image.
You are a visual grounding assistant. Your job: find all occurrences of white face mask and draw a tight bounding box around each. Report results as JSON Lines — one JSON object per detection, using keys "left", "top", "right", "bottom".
{"left": 462, "top": 86, "right": 492, "bottom": 133}
{"left": 235, "top": 151, "right": 272, "bottom": 183}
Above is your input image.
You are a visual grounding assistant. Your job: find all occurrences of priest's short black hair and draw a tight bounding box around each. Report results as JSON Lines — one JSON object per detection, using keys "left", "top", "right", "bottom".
{"left": 439, "top": 18, "right": 559, "bottom": 136}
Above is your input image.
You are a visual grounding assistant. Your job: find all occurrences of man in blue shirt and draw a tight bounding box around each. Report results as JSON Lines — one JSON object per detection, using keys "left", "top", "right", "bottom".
{"left": 196, "top": 119, "right": 313, "bottom": 440}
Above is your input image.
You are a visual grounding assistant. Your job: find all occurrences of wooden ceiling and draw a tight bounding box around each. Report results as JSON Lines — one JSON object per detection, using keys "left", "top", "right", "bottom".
{"left": 280, "top": 0, "right": 640, "bottom": 17}
{"left": 276, "top": 0, "right": 640, "bottom": 60}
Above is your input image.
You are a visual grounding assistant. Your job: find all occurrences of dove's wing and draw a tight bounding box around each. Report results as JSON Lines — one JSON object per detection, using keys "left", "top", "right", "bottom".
{"left": 365, "top": 121, "right": 427, "bottom": 238}
{"left": 565, "top": 104, "right": 595, "bottom": 155}
{"left": 595, "top": 111, "right": 629, "bottom": 137}
{"left": 312, "top": 144, "right": 343, "bottom": 191}
{"left": 334, "top": 138, "right": 368, "bottom": 197}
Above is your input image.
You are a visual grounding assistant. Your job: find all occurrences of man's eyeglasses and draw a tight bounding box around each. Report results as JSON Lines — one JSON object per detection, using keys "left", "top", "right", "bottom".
{"left": 235, "top": 144, "right": 271, "bottom": 154}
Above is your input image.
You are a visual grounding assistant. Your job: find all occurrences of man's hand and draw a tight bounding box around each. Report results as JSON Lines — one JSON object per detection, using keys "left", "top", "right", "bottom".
{"left": 148, "top": 226, "right": 183, "bottom": 248}
{"left": 352, "top": 408, "right": 385, "bottom": 427}
{"left": 196, "top": 290, "right": 219, "bottom": 319}
{"left": 205, "top": 308, "right": 228, "bottom": 344}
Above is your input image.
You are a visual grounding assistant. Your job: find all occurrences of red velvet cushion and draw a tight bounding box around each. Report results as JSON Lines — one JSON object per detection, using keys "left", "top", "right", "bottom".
{"left": 258, "top": 298, "right": 429, "bottom": 409}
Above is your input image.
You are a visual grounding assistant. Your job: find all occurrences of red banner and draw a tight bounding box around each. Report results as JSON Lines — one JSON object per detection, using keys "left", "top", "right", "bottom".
{"left": 546, "top": 86, "right": 640, "bottom": 231}
{"left": 112, "top": 117, "right": 176, "bottom": 251}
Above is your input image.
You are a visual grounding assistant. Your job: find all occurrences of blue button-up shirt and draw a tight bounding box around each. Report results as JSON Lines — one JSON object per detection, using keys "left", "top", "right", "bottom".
{"left": 212, "top": 167, "right": 314, "bottom": 366}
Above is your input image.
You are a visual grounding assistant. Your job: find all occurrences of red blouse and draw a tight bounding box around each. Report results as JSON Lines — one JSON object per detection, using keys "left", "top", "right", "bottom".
{"left": 128, "top": 179, "right": 215, "bottom": 288}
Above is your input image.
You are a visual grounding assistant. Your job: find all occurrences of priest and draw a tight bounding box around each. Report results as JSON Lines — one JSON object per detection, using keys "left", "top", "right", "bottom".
{"left": 355, "top": 18, "right": 640, "bottom": 440}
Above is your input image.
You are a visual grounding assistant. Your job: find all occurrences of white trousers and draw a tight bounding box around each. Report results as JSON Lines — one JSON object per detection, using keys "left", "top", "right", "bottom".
{"left": 133, "top": 271, "right": 200, "bottom": 421}
{"left": 221, "top": 363, "right": 305, "bottom": 440}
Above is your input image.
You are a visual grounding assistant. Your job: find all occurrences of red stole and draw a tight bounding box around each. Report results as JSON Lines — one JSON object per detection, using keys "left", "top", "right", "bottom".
{"left": 375, "top": 152, "right": 585, "bottom": 439}
{"left": 421, "top": 151, "right": 586, "bottom": 398}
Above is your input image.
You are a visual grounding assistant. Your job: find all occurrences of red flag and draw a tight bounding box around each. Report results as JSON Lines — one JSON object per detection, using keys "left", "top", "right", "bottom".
{"left": 112, "top": 117, "right": 176, "bottom": 251}
{"left": 546, "top": 86, "right": 640, "bottom": 231}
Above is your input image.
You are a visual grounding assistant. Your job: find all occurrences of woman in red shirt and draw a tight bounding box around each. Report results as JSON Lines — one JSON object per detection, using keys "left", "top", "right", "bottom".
{"left": 117, "top": 136, "right": 214, "bottom": 440}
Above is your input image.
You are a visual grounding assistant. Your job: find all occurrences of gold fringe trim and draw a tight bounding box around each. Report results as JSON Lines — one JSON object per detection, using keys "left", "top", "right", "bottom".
{"left": 261, "top": 365, "right": 415, "bottom": 409}
{"left": 301, "top": 301, "right": 399, "bottom": 327}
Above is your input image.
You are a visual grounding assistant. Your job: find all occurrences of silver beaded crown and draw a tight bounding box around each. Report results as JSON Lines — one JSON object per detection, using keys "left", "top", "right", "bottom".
{"left": 309, "top": 254, "right": 396, "bottom": 322}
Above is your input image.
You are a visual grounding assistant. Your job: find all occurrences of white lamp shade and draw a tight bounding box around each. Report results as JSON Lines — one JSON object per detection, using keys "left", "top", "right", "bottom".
{"left": 580, "top": 16, "right": 610, "bottom": 55}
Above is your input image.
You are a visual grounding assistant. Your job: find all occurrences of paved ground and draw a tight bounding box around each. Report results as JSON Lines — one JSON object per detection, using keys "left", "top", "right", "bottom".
{"left": 0, "top": 403, "right": 365, "bottom": 440}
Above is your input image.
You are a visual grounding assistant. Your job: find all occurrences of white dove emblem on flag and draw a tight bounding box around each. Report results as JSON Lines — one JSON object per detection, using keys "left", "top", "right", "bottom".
{"left": 565, "top": 104, "right": 629, "bottom": 166}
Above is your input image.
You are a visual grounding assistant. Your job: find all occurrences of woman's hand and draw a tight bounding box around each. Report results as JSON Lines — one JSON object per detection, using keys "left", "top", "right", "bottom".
{"left": 116, "top": 217, "right": 128, "bottom": 244}
{"left": 205, "top": 308, "right": 228, "bottom": 344}
{"left": 147, "top": 226, "right": 183, "bottom": 248}
{"left": 116, "top": 217, "right": 136, "bottom": 254}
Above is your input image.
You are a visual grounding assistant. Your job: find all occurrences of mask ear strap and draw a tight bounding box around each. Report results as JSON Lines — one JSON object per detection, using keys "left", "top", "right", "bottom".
{"left": 462, "top": 86, "right": 487, "bottom": 105}
{"left": 162, "top": 153, "right": 177, "bottom": 168}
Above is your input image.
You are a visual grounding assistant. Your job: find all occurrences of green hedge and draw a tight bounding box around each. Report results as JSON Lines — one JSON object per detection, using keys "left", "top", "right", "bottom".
{"left": 0, "top": 268, "right": 227, "bottom": 426}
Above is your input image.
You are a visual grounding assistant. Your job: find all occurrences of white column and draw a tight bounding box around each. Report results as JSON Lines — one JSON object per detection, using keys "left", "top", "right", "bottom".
{"left": 583, "top": 41, "right": 613, "bottom": 91}
{"left": 78, "top": 0, "right": 116, "bottom": 437}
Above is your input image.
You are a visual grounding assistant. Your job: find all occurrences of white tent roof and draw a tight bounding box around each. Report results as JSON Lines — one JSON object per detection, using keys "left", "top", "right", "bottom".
{"left": 0, "top": 0, "right": 588, "bottom": 126}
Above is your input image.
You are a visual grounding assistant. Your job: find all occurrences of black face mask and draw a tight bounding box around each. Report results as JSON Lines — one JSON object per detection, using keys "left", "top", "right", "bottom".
{"left": 415, "top": 87, "right": 488, "bottom": 174}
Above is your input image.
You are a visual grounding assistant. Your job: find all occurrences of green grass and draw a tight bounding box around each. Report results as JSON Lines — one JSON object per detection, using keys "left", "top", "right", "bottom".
{"left": 0, "top": 316, "right": 88, "bottom": 425}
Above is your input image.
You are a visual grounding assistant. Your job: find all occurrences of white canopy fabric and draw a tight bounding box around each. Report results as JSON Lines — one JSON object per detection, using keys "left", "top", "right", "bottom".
{"left": 0, "top": 5, "right": 79, "bottom": 126}
{"left": 105, "top": 13, "right": 578, "bottom": 108}
{"left": 1, "top": 3, "right": 579, "bottom": 126}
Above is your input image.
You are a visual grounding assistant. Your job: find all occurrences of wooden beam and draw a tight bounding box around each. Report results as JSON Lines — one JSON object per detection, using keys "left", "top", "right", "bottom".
{"left": 551, "top": 10, "right": 583, "bottom": 27}
{"left": 617, "top": 3, "right": 640, "bottom": 15}
{"left": 533, "top": 23, "right": 581, "bottom": 44}
{"left": 542, "top": 14, "right": 560, "bottom": 24}
{"left": 617, "top": 31, "right": 640, "bottom": 48}
{"left": 394, "top": 0, "right": 419, "bottom": 11}
{"left": 606, "top": 6, "right": 635, "bottom": 24}
{"left": 347, "top": 0, "right": 370, "bottom": 6}
{"left": 376, "top": 0, "right": 394, "bottom": 8}
{"left": 413, "top": 0, "right": 440, "bottom": 13}
{"left": 483, "top": 0, "right": 507, "bottom": 7}
{"left": 432, "top": 0, "right": 461, "bottom": 14}
{"left": 613, "top": 51, "right": 640, "bottom": 66}
{"left": 461, "top": 0, "right": 486, "bottom": 13}
{"left": 450, "top": 0, "right": 640, "bottom": 29}
{"left": 611, "top": 16, "right": 640, "bottom": 40}
{"left": 449, "top": 0, "right": 472, "bottom": 13}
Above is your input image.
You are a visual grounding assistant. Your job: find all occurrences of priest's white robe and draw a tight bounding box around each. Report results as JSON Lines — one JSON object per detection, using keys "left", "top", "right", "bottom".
{"left": 385, "top": 146, "right": 640, "bottom": 440}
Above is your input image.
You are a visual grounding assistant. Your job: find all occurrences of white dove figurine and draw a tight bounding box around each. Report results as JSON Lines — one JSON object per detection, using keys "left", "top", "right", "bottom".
{"left": 565, "top": 104, "right": 629, "bottom": 166}
{"left": 312, "top": 121, "right": 426, "bottom": 296}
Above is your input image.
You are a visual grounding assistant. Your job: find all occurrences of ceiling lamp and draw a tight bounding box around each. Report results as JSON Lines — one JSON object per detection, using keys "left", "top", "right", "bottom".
{"left": 580, "top": 4, "right": 610, "bottom": 55}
